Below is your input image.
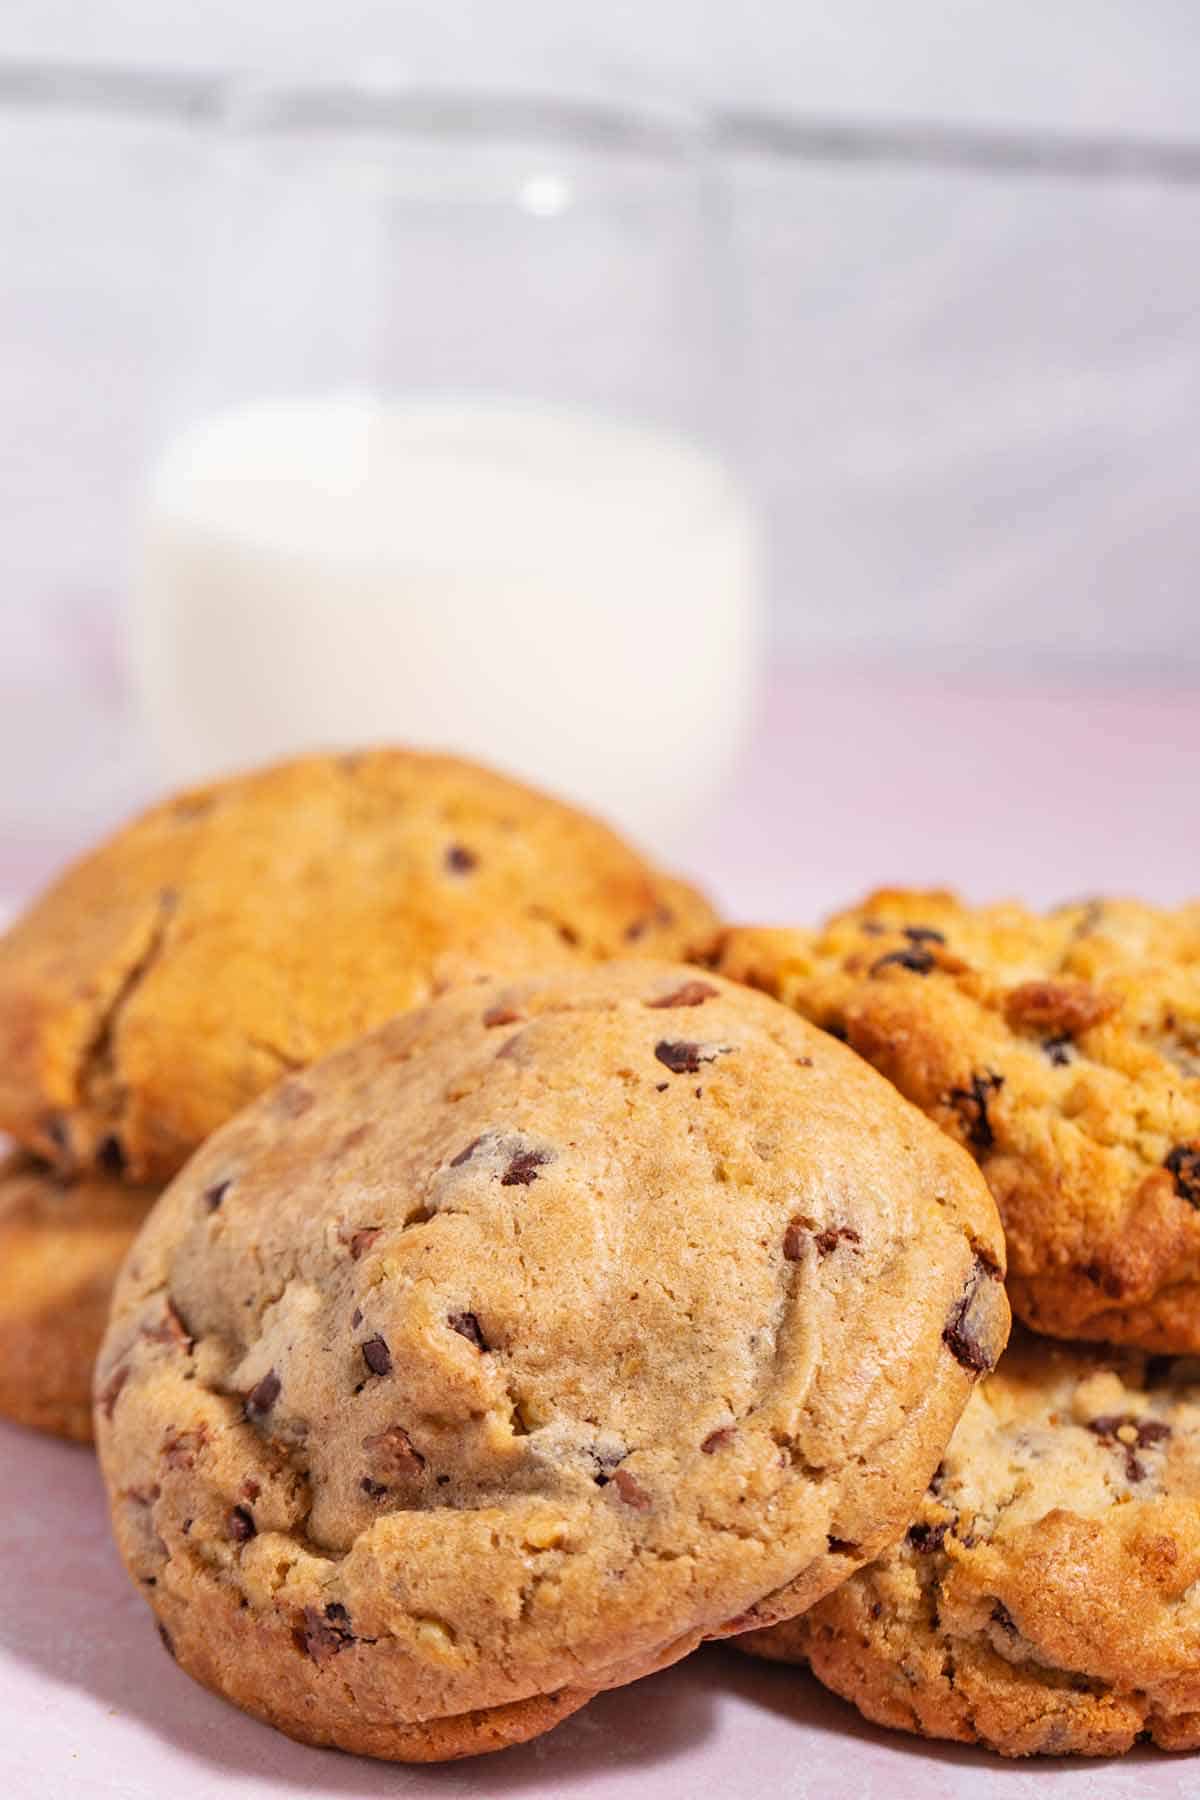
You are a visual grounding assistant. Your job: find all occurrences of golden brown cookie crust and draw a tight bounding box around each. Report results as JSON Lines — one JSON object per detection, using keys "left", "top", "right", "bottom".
{"left": 95, "top": 962, "right": 1006, "bottom": 1761}
{"left": 742, "top": 1330, "right": 1200, "bottom": 1758}
{"left": 721, "top": 892, "right": 1200, "bottom": 1350}
{"left": 0, "top": 1155, "right": 157, "bottom": 1442}
{"left": 0, "top": 750, "right": 720, "bottom": 1183}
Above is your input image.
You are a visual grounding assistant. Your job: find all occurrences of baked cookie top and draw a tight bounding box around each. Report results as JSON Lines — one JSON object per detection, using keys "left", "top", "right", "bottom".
{"left": 744, "top": 1330, "right": 1200, "bottom": 1757}
{"left": 0, "top": 1154, "right": 158, "bottom": 1442}
{"left": 0, "top": 749, "right": 720, "bottom": 1182}
{"left": 95, "top": 962, "right": 1006, "bottom": 1760}
{"left": 721, "top": 891, "right": 1200, "bottom": 1350}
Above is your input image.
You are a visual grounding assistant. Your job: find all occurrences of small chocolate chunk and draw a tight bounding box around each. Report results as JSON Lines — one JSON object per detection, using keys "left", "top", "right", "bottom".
{"left": 1043, "top": 1035, "right": 1073, "bottom": 1067}
{"left": 450, "top": 1136, "right": 483, "bottom": 1169}
{"left": 296, "top": 1603, "right": 355, "bottom": 1663}
{"left": 906, "top": 1521, "right": 948, "bottom": 1554}
{"left": 903, "top": 925, "right": 946, "bottom": 946}
{"left": 701, "top": 1427, "right": 736, "bottom": 1454}
{"left": 945, "top": 1070, "right": 1004, "bottom": 1152}
{"left": 204, "top": 1179, "right": 231, "bottom": 1212}
{"left": 653, "top": 1039, "right": 730, "bottom": 1076}
{"left": 645, "top": 981, "right": 718, "bottom": 1010}
{"left": 226, "top": 1505, "right": 256, "bottom": 1543}
{"left": 245, "top": 1368, "right": 281, "bottom": 1419}
{"left": 448, "top": 1312, "right": 488, "bottom": 1350}
{"left": 97, "top": 1134, "right": 126, "bottom": 1177}
{"left": 362, "top": 1424, "right": 425, "bottom": 1477}
{"left": 1166, "top": 1144, "right": 1200, "bottom": 1208}
{"left": 942, "top": 1258, "right": 1002, "bottom": 1375}
{"left": 361, "top": 1336, "right": 392, "bottom": 1378}
{"left": 814, "top": 1225, "right": 862, "bottom": 1258}
{"left": 483, "top": 1005, "right": 523, "bottom": 1028}
{"left": 872, "top": 946, "right": 936, "bottom": 976}
{"left": 611, "top": 1468, "right": 651, "bottom": 1510}
{"left": 500, "top": 1147, "right": 551, "bottom": 1187}
{"left": 991, "top": 1601, "right": 1018, "bottom": 1638}
{"left": 444, "top": 844, "right": 477, "bottom": 874}
{"left": 360, "top": 1477, "right": 388, "bottom": 1500}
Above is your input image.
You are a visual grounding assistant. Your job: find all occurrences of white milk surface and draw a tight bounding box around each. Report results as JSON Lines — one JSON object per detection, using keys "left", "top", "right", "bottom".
{"left": 131, "top": 396, "right": 761, "bottom": 853}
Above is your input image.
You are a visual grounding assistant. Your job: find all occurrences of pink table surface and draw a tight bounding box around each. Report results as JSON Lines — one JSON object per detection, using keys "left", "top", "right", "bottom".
{"left": 1, "top": 664, "right": 1199, "bottom": 1798}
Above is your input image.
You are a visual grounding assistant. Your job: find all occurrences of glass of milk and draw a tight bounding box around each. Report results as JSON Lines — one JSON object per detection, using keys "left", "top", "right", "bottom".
{"left": 130, "top": 82, "right": 762, "bottom": 856}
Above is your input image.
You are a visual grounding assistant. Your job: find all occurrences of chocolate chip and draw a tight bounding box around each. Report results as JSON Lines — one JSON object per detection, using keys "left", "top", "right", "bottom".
{"left": 814, "top": 1226, "right": 861, "bottom": 1257}
{"left": 204, "top": 1179, "right": 231, "bottom": 1212}
{"left": 97, "top": 1134, "right": 126, "bottom": 1177}
{"left": 450, "top": 1136, "right": 482, "bottom": 1169}
{"left": 245, "top": 1368, "right": 281, "bottom": 1419}
{"left": 360, "top": 1477, "right": 388, "bottom": 1499}
{"left": 906, "top": 1521, "right": 949, "bottom": 1553}
{"left": 991, "top": 1601, "right": 1018, "bottom": 1638}
{"left": 653, "top": 1039, "right": 731, "bottom": 1076}
{"left": 483, "top": 1005, "right": 523, "bottom": 1027}
{"left": 362, "top": 1424, "right": 425, "bottom": 1478}
{"left": 701, "top": 1427, "right": 736, "bottom": 1454}
{"left": 1166, "top": 1145, "right": 1200, "bottom": 1208}
{"left": 904, "top": 925, "right": 946, "bottom": 946}
{"left": 141, "top": 1300, "right": 194, "bottom": 1351}
{"left": 945, "top": 1070, "right": 1004, "bottom": 1152}
{"left": 445, "top": 844, "right": 477, "bottom": 874}
{"left": 162, "top": 1426, "right": 208, "bottom": 1470}
{"left": 361, "top": 1336, "right": 392, "bottom": 1378}
{"left": 942, "top": 1258, "right": 1002, "bottom": 1375}
{"left": 872, "top": 946, "right": 936, "bottom": 976}
{"left": 448, "top": 1312, "right": 488, "bottom": 1350}
{"left": 1087, "top": 1412, "right": 1171, "bottom": 1480}
{"left": 500, "top": 1148, "right": 551, "bottom": 1187}
{"left": 655, "top": 1082, "right": 669, "bottom": 1093}
{"left": 782, "top": 1218, "right": 810, "bottom": 1261}
{"left": 610, "top": 1468, "right": 651, "bottom": 1510}
{"left": 157, "top": 1622, "right": 176, "bottom": 1660}
{"left": 1043, "top": 1035, "right": 1073, "bottom": 1067}
{"left": 646, "top": 981, "right": 718, "bottom": 1010}
{"left": 99, "top": 1364, "right": 129, "bottom": 1421}
{"left": 296, "top": 1603, "right": 355, "bottom": 1663}
{"left": 350, "top": 1307, "right": 362, "bottom": 1329}
{"left": 226, "top": 1505, "right": 256, "bottom": 1542}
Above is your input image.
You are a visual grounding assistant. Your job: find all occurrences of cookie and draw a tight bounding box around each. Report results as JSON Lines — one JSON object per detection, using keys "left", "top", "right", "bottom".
{"left": 95, "top": 961, "right": 1006, "bottom": 1761}
{"left": 721, "top": 892, "right": 1200, "bottom": 1350}
{"left": 0, "top": 1154, "right": 157, "bottom": 1442}
{"left": 742, "top": 1329, "right": 1200, "bottom": 1757}
{"left": 0, "top": 749, "right": 719, "bottom": 1183}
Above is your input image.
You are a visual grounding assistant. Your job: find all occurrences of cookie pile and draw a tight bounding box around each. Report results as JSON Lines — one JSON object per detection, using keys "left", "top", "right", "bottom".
{"left": 4, "top": 763, "right": 1194, "bottom": 1766}
{"left": 723, "top": 890, "right": 1200, "bottom": 1756}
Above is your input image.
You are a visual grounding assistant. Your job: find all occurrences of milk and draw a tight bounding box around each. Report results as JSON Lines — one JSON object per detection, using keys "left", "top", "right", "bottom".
{"left": 131, "top": 397, "right": 761, "bottom": 852}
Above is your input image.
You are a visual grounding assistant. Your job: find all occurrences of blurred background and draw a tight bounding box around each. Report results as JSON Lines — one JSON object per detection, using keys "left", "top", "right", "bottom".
{"left": 4, "top": 1, "right": 1199, "bottom": 920}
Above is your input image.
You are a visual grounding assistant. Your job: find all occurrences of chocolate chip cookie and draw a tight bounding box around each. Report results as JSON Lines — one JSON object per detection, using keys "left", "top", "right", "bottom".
{"left": 721, "top": 892, "right": 1200, "bottom": 1350}
{"left": 0, "top": 750, "right": 719, "bottom": 1183}
{"left": 0, "top": 1154, "right": 157, "bottom": 1441}
{"left": 95, "top": 961, "right": 1006, "bottom": 1761}
{"left": 742, "top": 1329, "right": 1200, "bottom": 1757}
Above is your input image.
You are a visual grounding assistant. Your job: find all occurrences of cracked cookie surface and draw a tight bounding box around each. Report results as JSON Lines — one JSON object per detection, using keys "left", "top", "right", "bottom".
{"left": 0, "top": 749, "right": 719, "bottom": 1182}
{"left": 94, "top": 961, "right": 1006, "bottom": 1761}
{"left": 720, "top": 892, "right": 1200, "bottom": 1350}
{"left": 0, "top": 1154, "right": 158, "bottom": 1441}
{"left": 741, "top": 1329, "right": 1200, "bottom": 1757}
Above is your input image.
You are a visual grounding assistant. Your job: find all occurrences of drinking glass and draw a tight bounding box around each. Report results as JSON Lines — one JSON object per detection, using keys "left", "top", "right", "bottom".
{"left": 129, "top": 80, "right": 763, "bottom": 857}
